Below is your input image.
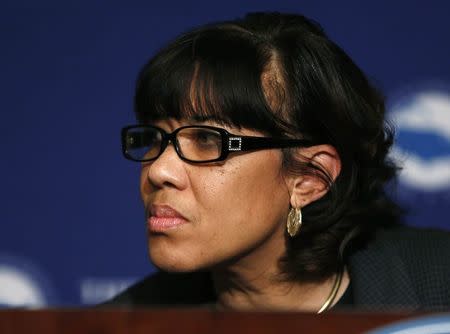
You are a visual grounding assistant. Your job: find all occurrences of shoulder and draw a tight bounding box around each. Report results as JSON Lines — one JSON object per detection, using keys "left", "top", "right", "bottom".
{"left": 350, "top": 224, "right": 450, "bottom": 271}
{"left": 376, "top": 225, "right": 450, "bottom": 284}
{"left": 103, "top": 271, "right": 215, "bottom": 307}
{"left": 366, "top": 225, "right": 450, "bottom": 262}
{"left": 349, "top": 225, "right": 450, "bottom": 309}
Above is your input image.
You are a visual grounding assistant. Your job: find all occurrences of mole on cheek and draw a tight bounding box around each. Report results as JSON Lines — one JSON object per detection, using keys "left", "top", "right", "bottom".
{"left": 213, "top": 165, "right": 226, "bottom": 177}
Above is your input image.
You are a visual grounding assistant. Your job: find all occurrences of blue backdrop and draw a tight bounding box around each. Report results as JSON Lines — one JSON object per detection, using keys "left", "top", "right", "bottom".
{"left": 1, "top": 0, "right": 449, "bottom": 307}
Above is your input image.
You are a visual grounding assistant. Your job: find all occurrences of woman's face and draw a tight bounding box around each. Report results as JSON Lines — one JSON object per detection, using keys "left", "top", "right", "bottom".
{"left": 140, "top": 118, "right": 292, "bottom": 272}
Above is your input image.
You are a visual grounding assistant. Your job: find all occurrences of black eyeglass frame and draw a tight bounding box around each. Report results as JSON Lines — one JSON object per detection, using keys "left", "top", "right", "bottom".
{"left": 121, "top": 124, "right": 316, "bottom": 163}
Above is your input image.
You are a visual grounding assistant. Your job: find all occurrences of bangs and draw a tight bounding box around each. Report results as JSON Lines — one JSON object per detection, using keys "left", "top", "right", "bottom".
{"left": 134, "top": 26, "right": 289, "bottom": 135}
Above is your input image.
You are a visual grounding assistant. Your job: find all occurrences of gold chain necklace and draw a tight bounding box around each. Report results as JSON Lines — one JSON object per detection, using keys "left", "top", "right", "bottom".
{"left": 316, "top": 269, "right": 344, "bottom": 314}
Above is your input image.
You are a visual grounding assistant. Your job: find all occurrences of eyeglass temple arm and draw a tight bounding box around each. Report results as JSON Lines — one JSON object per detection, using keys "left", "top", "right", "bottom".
{"left": 237, "top": 136, "right": 315, "bottom": 151}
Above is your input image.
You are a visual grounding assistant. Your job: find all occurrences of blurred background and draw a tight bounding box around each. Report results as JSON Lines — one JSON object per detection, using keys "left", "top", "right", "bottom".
{"left": 0, "top": 0, "right": 449, "bottom": 307}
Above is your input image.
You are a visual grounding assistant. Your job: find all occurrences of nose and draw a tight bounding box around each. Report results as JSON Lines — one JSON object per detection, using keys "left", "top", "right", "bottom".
{"left": 143, "top": 140, "right": 188, "bottom": 190}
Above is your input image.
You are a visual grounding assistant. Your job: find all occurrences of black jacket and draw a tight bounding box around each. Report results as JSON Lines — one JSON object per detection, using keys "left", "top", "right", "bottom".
{"left": 106, "top": 226, "right": 450, "bottom": 311}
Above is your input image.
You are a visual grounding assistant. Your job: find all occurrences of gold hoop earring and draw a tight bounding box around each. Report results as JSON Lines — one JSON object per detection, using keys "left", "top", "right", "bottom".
{"left": 287, "top": 207, "right": 302, "bottom": 237}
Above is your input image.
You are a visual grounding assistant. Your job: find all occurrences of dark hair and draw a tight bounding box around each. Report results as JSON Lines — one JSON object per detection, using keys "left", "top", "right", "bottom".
{"left": 134, "top": 12, "right": 403, "bottom": 282}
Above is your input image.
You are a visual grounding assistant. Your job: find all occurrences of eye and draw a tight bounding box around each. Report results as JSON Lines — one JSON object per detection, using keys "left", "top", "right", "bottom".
{"left": 188, "top": 129, "right": 219, "bottom": 148}
{"left": 177, "top": 128, "right": 222, "bottom": 158}
{"left": 195, "top": 130, "right": 218, "bottom": 144}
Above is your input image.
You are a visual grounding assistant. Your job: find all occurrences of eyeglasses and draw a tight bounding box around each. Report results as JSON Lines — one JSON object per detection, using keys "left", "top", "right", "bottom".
{"left": 121, "top": 125, "right": 315, "bottom": 163}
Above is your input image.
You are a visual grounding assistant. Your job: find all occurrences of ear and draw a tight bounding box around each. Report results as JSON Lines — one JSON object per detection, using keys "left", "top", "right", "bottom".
{"left": 285, "top": 145, "right": 341, "bottom": 208}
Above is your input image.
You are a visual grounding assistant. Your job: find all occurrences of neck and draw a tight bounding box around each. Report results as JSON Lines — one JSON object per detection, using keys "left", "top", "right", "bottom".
{"left": 210, "top": 221, "right": 349, "bottom": 312}
{"left": 211, "top": 242, "right": 349, "bottom": 312}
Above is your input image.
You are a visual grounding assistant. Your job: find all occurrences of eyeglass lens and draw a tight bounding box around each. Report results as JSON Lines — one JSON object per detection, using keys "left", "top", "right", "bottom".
{"left": 176, "top": 127, "right": 222, "bottom": 161}
{"left": 125, "top": 126, "right": 223, "bottom": 162}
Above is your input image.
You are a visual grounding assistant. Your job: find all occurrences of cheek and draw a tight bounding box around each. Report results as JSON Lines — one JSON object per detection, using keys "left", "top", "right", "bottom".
{"left": 200, "top": 153, "right": 287, "bottom": 211}
{"left": 190, "top": 152, "right": 290, "bottom": 249}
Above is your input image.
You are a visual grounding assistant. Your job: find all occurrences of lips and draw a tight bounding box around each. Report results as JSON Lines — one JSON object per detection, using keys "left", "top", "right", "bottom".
{"left": 147, "top": 204, "right": 189, "bottom": 232}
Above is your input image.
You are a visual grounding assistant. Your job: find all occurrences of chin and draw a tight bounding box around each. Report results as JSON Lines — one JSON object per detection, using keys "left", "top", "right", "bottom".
{"left": 148, "top": 246, "right": 206, "bottom": 273}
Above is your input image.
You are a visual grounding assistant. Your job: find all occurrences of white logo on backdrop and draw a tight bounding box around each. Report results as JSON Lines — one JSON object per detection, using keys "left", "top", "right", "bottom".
{"left": 390, "top": 90, "right": 450, "bottom": 191}
{"left": 80, "top": 277, "right": 137, "bottom": 304}
{"left": 0, "top": 265, "right": 46, "bottom": 307}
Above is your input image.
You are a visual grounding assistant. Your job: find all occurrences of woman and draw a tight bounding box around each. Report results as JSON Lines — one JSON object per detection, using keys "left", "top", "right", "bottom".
{"left": 111, "top": 12, "right": 450, "bottom": 311}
